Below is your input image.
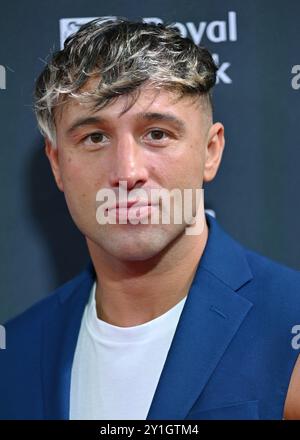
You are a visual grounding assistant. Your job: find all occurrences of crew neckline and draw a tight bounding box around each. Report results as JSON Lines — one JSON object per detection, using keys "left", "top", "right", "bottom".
{"left": 84, "top": 281, "right": 187, "bottom": 344}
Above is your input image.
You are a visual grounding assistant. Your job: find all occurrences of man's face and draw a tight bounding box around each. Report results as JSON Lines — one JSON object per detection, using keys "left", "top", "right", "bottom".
{"left": 46, "top": 81, "right": 224, "bottom": 261}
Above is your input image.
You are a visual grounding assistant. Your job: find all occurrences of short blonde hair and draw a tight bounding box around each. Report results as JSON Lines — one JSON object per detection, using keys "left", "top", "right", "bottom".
{"left": 33, "top": 17, "right": 218, "bottom": 145}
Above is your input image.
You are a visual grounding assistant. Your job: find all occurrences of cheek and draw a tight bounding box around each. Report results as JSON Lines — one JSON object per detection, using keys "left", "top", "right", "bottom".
{"left": 61, "top": 163, "right": 97, "bottom": 222}
{"left": 178, "top": 145, "right": 205, "bottom": 185}
{"left": 60, "top": 154, "right": 98, "bottom": 189}
{"left": 148, "top": 147, "right": 204, "bottom": 188}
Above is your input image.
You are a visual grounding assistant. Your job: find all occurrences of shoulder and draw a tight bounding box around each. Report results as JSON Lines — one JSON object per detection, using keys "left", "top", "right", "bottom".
{"left": 216, "top": 229, "right": 300, "bottom": 357}
{"left": 1, "top": 265, "right": 90, "bottom": 351}
{"left": 245, "top": 246, "right": 300, "bottom": 282}
{"left": 243, "top": 246, "right": 300, "bottom": 306}
{"left": 0, "top": 264, "right": 93, "bottom": 419}
{"left": 227, "top": 238, "right": 300, "bottom": 418}
{"left": 238, "top": 244, "right": 300, "bottom": 328}
{"left": 243, "top": 246, "right": 300, "bottom": 296}
{"left": 205, "top": 215, "right": 300, "bottom": 298}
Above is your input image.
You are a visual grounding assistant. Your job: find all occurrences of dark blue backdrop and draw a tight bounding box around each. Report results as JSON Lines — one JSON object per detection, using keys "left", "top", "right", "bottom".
{"left": 1, "top": 0, "right": 300, "bottom": 322}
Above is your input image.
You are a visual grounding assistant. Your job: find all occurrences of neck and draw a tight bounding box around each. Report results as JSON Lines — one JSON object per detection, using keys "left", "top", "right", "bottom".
{"left": 86, "top": 219, "right": 209, "bottom": 327}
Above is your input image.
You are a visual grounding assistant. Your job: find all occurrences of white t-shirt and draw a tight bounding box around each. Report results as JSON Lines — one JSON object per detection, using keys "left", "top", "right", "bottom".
{"left": 69, "top": 281, "right": 187, "bottom": 420}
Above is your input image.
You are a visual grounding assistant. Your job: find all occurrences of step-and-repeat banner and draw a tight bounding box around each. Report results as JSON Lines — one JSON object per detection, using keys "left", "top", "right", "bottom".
{"left": 0, "top": 0, "right": 299, "bottom": 321}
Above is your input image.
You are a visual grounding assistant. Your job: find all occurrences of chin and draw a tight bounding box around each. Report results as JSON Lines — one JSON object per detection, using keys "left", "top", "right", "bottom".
{"left": 86, "top": 221, "right": 188, "bottom": 262}
{"left": 106, "top": 236, "right": 168, "bottom": 262}
{"left": 94, "top": 225, "right": 176, "bottom": 262}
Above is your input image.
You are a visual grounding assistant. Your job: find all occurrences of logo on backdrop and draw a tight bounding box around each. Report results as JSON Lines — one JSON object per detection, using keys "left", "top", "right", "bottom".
{"left": 59, "top": 11, "right": 238, "bottom": 84}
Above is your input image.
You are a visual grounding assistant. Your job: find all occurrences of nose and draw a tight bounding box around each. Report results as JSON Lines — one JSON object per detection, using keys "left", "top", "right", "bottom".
{"left": 108, "top": 134, "right": 149, "bottom": 190}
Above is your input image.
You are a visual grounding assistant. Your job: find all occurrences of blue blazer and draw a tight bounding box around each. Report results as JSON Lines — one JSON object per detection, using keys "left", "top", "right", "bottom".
{"left": 1, "top": 214, "right": 300, "bottom": 420}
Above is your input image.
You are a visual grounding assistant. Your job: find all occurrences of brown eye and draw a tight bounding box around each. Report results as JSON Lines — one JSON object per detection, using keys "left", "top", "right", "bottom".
{"left": 90, "top": 133, "right": 104, "bottom": 143}
{"left": 148, "top": 130, "right": 167, "bottom": 140}
{"left": 82, "top": 132, "right": 109, "bottom": 147}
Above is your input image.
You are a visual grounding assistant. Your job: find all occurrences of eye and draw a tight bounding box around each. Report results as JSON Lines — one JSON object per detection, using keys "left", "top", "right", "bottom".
{"left": 145, "top": 129, "right": 169, "bottom": 142}
{"left": 82, "top": 132, "right": 109, "bottom": 146}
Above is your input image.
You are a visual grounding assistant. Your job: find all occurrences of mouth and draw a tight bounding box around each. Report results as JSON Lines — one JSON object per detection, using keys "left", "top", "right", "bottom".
{"left": 106, "top": 200, "right": 158, "bottom": 222}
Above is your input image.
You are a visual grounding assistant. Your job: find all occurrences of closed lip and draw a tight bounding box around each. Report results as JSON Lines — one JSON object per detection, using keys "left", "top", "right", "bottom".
{"left": 106, "top": 200, "right": 157, "bottom": 210}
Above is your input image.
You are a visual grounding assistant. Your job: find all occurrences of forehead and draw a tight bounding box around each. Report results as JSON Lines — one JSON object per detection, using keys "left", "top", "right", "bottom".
{"left": 54, "top": 78, "right": 204, "bottom": 130}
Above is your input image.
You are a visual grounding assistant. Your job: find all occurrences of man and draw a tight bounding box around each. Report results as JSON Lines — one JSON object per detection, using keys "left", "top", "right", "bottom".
{"left": 1, "top": 17, "right": 300, "bottom": 420}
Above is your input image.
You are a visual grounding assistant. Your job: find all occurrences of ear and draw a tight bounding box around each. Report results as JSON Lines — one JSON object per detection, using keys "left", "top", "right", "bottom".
{"left": 203, "top": 122, "right": 225, "bottom": 183}
{"left": 45, "top": 137, "right": 64, "bottom": 192}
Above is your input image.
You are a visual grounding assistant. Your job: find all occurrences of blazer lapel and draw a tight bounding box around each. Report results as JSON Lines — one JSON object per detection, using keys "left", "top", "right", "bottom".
{"left": 146, "top": 214, "right": 254, "bottom": 420}
{"left": 42, "top": 263, "right": 95, "bottom": 419}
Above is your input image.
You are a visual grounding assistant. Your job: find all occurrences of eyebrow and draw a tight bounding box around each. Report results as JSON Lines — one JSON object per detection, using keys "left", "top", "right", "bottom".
{"left": 66, "top": 116, "right": 105, "bottom": 137}
{"left": 137, "top": 112, "right": 186, "bottom": 134}
{"left": 66, "top": 112, "right": 186, "bottom": 137}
